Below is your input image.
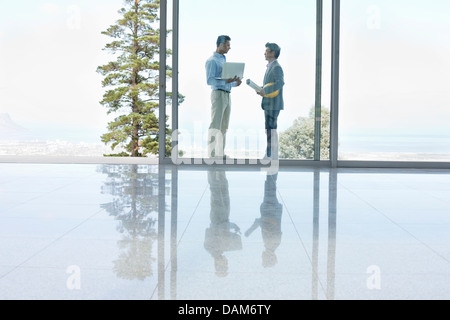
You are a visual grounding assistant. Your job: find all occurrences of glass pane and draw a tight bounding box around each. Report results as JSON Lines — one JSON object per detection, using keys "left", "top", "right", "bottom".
{"left": 0, "top": 1, "right": 168, "bottom": 161}
{"left": 340, "top": 0, "right": 450, "bottom": 162}
{"left": 0, "top": 1, "right": 126, "bottom": 158}
{"left": 177, "top": 0, "right": 322, "bottom": 161}
{"left": 165, "top": 0, "right": 174, "bottom": 159}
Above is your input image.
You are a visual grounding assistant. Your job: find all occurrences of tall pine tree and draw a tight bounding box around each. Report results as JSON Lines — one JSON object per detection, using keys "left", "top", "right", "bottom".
{"left": 97, "top": 0, "right": 177, "bottom": 157}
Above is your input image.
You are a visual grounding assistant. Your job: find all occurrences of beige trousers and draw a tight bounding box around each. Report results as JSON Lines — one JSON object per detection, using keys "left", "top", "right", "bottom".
{"left": 208, "top": 90, "right": 231, "bottom": 157}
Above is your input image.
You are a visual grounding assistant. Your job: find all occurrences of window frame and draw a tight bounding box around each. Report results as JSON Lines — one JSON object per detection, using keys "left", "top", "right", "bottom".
{"left": 161, "top": 0, "right": 450, "bottom": 169}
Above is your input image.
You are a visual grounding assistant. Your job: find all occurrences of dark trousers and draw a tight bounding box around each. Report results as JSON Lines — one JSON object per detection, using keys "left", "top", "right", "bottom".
{"left": 264, "top": 110, "right": 280, "bottom": 158}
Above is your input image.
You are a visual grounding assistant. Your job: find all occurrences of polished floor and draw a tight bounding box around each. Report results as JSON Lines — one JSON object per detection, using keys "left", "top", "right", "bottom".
{"left": 0, "top": 163, "right": 449, "bottom": 300}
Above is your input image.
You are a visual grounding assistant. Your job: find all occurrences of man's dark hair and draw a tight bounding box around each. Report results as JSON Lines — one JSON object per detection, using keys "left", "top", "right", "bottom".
{"left": 266, "top": 42, "right": 281, "bottom": 59}
{"left": 217, "top": 35, "right": 231, "bottom": 47}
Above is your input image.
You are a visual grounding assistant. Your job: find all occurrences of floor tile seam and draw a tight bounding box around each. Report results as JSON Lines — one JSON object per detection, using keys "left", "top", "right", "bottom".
{"left": 0, "top": 236, "right": 136, "bottom": 243}
{"left": 0, "top": 264, "right": 113, "bottom": 272}
{"left": 0, "top": 176, "right": 101, "bottom": 210}
{"left": 311, "top": 272, "right": 450, "bottom": 275}
{"left": 162, "top": 269, "right": 319, "bottom": 275}
{"left": 0, "top": 208, "right": 107, "bottom": 281}
{"left": 405, "top": 185, "right": 450, "bottom": 207}
{"left": 395, "top": 222, "right": 450, "bottom": 226}
{"left": 149, "top": 183, "right": 209, "bottom": 300}
{"left": 0, "top": 167, "right": 56, "bottom": 184}
{"left": 0, "top": 214, "right": 109, "bottom": 222}
{"left": 173, "top": 184, "right": 209, "bottom": 247}
{"left": 344, "top": 188, "right": 450, "bottom": 266}
{"left": 0, "top": 235, "right": 68, "bottom": 241}
{"left": 0, "top": 169, "right": 98, "bottom": 186}
{"left": 343, "top": 178, "right": 450, "bottom": 208}
{"left": 275, "top": 186, "right": 329, "bottom": 299}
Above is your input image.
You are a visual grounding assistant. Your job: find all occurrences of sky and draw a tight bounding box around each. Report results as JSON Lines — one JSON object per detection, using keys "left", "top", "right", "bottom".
{"left": 0, "top": 0, "right": 123, "bottom": 142}
{"left": 177, "top": 0, "right": 323, "bottom": 138}
{"left": 177, "top": 0, "right": 450, "bottom": 139}
{"left": 339, "top": 0, "right": 450, "bottom": 137}
{"left": 1, "top": 0, "right": 449, "bottom": 145}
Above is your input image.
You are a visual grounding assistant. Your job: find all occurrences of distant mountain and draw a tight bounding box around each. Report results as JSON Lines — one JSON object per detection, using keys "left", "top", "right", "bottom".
{"left": 0, "top": 113, "right": 33, "bottom": 140}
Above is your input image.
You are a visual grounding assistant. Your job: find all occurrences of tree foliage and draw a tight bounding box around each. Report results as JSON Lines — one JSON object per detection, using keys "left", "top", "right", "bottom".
{"left": 279, "top": 107, "right": 330, "bottom": 160}
{"left": 97, "top": 0, "right": 181, "bottom": 157}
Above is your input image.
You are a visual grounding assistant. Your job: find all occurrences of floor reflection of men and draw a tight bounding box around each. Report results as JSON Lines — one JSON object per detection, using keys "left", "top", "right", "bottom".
{"left": 245, "top": 173, "right": 283, "bottom": 268}
{"left": 204, "top": 170, "right": 242, "bottom": 277}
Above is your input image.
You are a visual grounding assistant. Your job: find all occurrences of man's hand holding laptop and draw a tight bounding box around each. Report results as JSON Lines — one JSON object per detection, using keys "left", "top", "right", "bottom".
{"left": 226, "top": 76, "right": 242, "bottom": 86}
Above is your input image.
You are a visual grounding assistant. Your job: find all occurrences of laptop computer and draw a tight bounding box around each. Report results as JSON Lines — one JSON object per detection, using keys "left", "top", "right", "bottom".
{"left": 216, "top": 62, "right": 245, "bottom": 80}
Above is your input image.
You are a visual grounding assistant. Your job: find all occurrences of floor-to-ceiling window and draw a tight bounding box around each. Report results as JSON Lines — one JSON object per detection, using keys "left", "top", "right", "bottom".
{"left": 174, "top": 0, "right": 330, "bottom": 162}
{"left": 339, "top": 0, "right": 450, "bottom": 162}
{"left": 3, "top": 1, "right": 449, "bottom": 168}
{"left": 0, "top": 0, "right": 125, "bottom": 159}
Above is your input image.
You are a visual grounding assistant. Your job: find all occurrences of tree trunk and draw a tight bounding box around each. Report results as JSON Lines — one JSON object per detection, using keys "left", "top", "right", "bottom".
{"left": 131, "top": 2, "right": 140, "bottom": 157}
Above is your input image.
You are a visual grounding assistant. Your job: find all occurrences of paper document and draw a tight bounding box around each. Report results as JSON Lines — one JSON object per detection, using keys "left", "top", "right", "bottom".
{"left": 246, "top": 79, "right": 262, "bottom": 92}
{"left": 247, "top": 79, "right": 280, "bottom": 98}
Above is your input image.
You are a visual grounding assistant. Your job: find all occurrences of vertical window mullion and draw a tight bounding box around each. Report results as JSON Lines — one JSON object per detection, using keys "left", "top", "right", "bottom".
{"left": 314, "top": 0, "right": 324, "bottom": 161}
{"left": 330, "top": 0, "right": 340, "bottom": 168}
{"left": 172, "top": 0, "right": 179, "bottom": 163}
{"left": 159, "top": 0, "right": 168, "bottom": 163}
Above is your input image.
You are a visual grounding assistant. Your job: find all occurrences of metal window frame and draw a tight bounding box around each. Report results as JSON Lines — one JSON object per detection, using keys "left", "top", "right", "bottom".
{"left": 330, "top": 0, "right": 340, "bottom": 168}
{"left": 314, "top": 0, "right": 324, "bottom": 162}
{"left": 160, "top": 0, "right": 450, "bottom": 170}
{"left": 0, "top": 1, "right": 446, "bottom": 168}
{"left": 159, "top": 0, "right": 168, "bottom": 164}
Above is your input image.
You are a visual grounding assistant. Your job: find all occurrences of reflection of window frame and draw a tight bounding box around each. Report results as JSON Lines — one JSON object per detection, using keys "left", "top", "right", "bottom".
{"left": 331, "top": 0, "right": 450, "bottom": 169}
{"left": 158, "top": 166, "right": 338, "bottom": 299}
{"left": 160, "top": 0, "right": 450, "bottom": 169}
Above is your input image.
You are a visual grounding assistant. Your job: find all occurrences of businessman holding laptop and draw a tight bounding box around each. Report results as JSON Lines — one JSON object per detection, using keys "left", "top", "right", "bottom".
{"left": 206, "top": 35, "right": 242, "bottom": 159}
